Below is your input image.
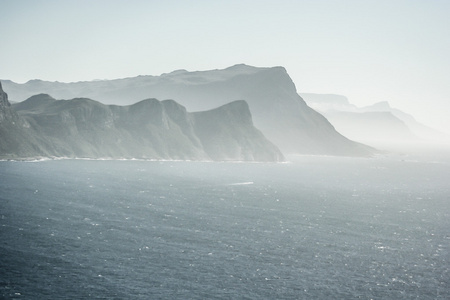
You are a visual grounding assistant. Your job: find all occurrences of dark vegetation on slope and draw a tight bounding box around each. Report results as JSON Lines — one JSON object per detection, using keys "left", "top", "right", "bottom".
{"left": 1, "top": 84, "right": 284, "bottom": 161}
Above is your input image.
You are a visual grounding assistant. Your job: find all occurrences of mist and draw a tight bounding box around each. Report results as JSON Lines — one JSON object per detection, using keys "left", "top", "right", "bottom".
{"left": 2, "top": 1, "right": 450, "bottom": 135}
{"left": 301, "top": 92, "right": 450, "bottom": 156}
{"left": 1, "top": 1, "right": 450, "bottom": 297}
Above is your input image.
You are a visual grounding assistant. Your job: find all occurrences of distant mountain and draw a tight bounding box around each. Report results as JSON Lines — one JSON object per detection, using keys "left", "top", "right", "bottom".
{"left": 301, "top": 93, "right": 447, "bottom": 145}
{"left": 323, "top": 111, "right": 416, "bottom": 142}
{"left": 2, "top": 65, "right": 375, "bottom": 156}
{"left": 360, "top": 101, "right": 448, "bottom": 141}
{"left": 1, "top": 85, "right": 284, "bottom": 161}
{"left": 297, "top": 93, "right": 357, "bottom": 112}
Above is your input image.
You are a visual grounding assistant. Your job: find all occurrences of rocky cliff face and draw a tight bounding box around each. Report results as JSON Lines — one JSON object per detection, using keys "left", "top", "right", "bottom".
{"left": 193, "top": 100, "right": 284, "bottom": 161}
{"left": 0, "top": 83, "right": 50, "bottom": 158}
{"left": 3, "top": 65, "right": 375, "bottom": 156}
{"left": 0, "top": 81, "right": 13, "bottom": 122}
{"left": 2, "top": 89, "right": 283, "bottom": 161}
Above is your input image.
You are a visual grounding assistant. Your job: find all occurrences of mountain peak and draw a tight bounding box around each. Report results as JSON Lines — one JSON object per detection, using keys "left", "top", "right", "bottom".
{"left": 162, "top": 69, "right": 189, "bottom": 76}
{"left": 25, "top": 93, "right": 55, "bottom": 101}
{"left": 226, "top": 63, "right": 257, "bottom": 70}
{"left": 365, "top": 101, "right": 391, "bottom": 111}
{"left": 13, "top": 94, "right": 57, "bottom": 112}
{"left": 25, "top": 79, "right": 45, "bottom": 84}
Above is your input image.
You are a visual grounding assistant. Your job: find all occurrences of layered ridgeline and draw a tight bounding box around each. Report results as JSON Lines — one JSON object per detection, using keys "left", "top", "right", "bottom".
{"left": 3, "top": 65, "right": 374, "bottom": 156}
{"left": 0, "top": 85, "right": 284, "bottom": 161}
{"left": 301, "top": 93, "right": 448, "bottom": 145}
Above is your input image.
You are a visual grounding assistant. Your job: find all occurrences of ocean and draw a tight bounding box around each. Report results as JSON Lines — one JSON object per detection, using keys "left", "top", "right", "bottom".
{"left": 1, "top": 154, "right": 449, "bottom": 299}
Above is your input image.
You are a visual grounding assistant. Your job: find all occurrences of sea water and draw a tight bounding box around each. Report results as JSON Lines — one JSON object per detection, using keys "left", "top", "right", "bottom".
{"left": 1, "top": 154, "right": 449, "bottom": 299}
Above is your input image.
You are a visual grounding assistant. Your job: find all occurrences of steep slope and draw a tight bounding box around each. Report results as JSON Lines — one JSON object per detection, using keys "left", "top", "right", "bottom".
{"left": 3, "top": 65, "right": 375, "bottom": 156}
{"left": 7, "top": 92, "right": 283, "bottom": 161}
{"left": 0, "top": 83, "right": 52, "bottom": 159}
{"left": 193, "top": 100, "right": 284, "bottom": 161}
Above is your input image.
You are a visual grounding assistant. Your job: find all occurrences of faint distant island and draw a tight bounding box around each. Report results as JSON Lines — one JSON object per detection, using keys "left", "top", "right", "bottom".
{"left": 1, "top": 64, "right": 375, "bottom": 160}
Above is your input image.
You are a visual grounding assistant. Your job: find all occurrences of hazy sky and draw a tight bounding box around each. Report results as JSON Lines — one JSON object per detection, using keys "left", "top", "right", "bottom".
{"left": 1, "top": 0, "right": 449, "bottom": 134}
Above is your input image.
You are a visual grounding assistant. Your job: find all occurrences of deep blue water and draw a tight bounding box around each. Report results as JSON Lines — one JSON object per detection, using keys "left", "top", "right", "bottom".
{"left": 1, "top": 156, "right": 449, "bottom": 299}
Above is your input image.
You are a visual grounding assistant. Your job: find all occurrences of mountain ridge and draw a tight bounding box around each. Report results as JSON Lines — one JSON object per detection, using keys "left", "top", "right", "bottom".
{"left": 1, "top": 85, "right": 284, "bottom": 161}
{"left": 2, "top": 65, "right": 375, "bottom": 156}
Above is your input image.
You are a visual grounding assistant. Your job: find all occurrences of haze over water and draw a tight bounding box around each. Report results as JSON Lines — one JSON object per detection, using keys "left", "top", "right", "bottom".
{"left": 1, "top": 152, "right": 449, "bottom": 299}
{"left": 2, "top": 1, "right": 449, "bottom": 298}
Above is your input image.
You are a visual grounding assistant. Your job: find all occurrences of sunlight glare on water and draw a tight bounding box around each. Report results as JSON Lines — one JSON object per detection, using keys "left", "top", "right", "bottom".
{"left": 1, "top": 156, "right": 449, "bottom": 299}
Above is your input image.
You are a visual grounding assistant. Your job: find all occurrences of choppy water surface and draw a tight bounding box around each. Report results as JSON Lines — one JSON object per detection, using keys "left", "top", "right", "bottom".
{"left": 1, "top": 155, "right": 449, "bottom": 299}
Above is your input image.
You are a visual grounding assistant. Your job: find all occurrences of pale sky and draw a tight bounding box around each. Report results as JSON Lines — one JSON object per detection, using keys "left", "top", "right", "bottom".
{"left": 1, "top": 0, "right": 449, "bottom": 134}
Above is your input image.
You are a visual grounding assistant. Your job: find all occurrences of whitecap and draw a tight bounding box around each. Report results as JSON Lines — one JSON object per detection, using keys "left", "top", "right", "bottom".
{"left": 229, "top": 182, "right": 254, "bottom": 186}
